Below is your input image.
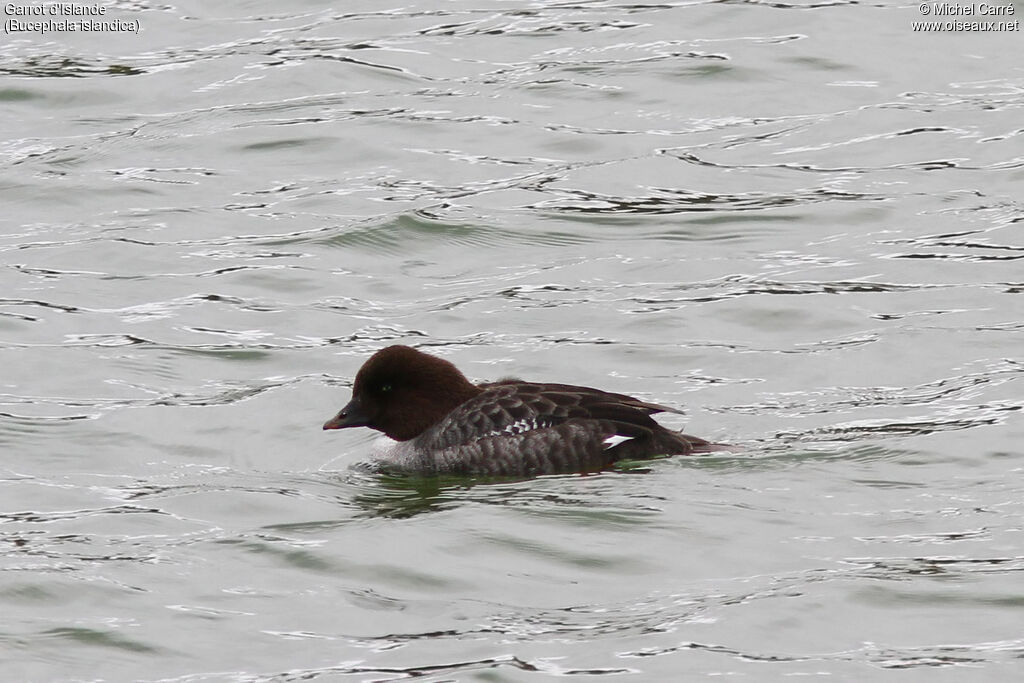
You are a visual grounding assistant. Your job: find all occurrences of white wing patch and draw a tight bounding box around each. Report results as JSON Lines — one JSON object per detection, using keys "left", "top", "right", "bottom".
{"left": 603, "top": 434, "right": 634, "bottom": 450}
{"left": 497, "top": 418, "right": 546, "bottom": 437}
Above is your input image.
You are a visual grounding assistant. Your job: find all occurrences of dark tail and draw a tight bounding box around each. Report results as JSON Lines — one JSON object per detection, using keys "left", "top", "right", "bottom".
{"left": 662, "top": 430, "right": 732, "bottom": 455}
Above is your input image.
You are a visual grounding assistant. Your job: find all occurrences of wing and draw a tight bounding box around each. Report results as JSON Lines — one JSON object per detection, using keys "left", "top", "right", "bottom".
{"left": 421, "top": 382, "right": 682, "bottom": 451}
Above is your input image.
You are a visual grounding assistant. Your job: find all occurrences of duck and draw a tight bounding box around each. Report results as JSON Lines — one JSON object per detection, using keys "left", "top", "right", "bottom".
{"left": 323, "top": 345, "right": 721, "bottom": 476}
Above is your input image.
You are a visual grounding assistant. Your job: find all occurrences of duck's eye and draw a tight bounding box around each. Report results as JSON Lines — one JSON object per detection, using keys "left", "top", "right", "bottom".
{"left": 379, "top": 383, "right": 392, "bottom": 393}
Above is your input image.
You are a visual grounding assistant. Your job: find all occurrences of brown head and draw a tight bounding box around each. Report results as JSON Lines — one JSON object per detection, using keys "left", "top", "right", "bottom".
{"left": 322, "top": 345, "right": 483, "bottom": 441}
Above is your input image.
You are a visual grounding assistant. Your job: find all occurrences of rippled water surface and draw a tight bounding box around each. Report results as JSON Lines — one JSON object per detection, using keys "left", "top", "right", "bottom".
{"left": 3, "top": 1, "right": 1023, "bottom": 680}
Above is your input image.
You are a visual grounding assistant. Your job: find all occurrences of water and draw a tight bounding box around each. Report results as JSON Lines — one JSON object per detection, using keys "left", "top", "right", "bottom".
{"left": 3, "top": 1, "right": 1023, "bottom": 680}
